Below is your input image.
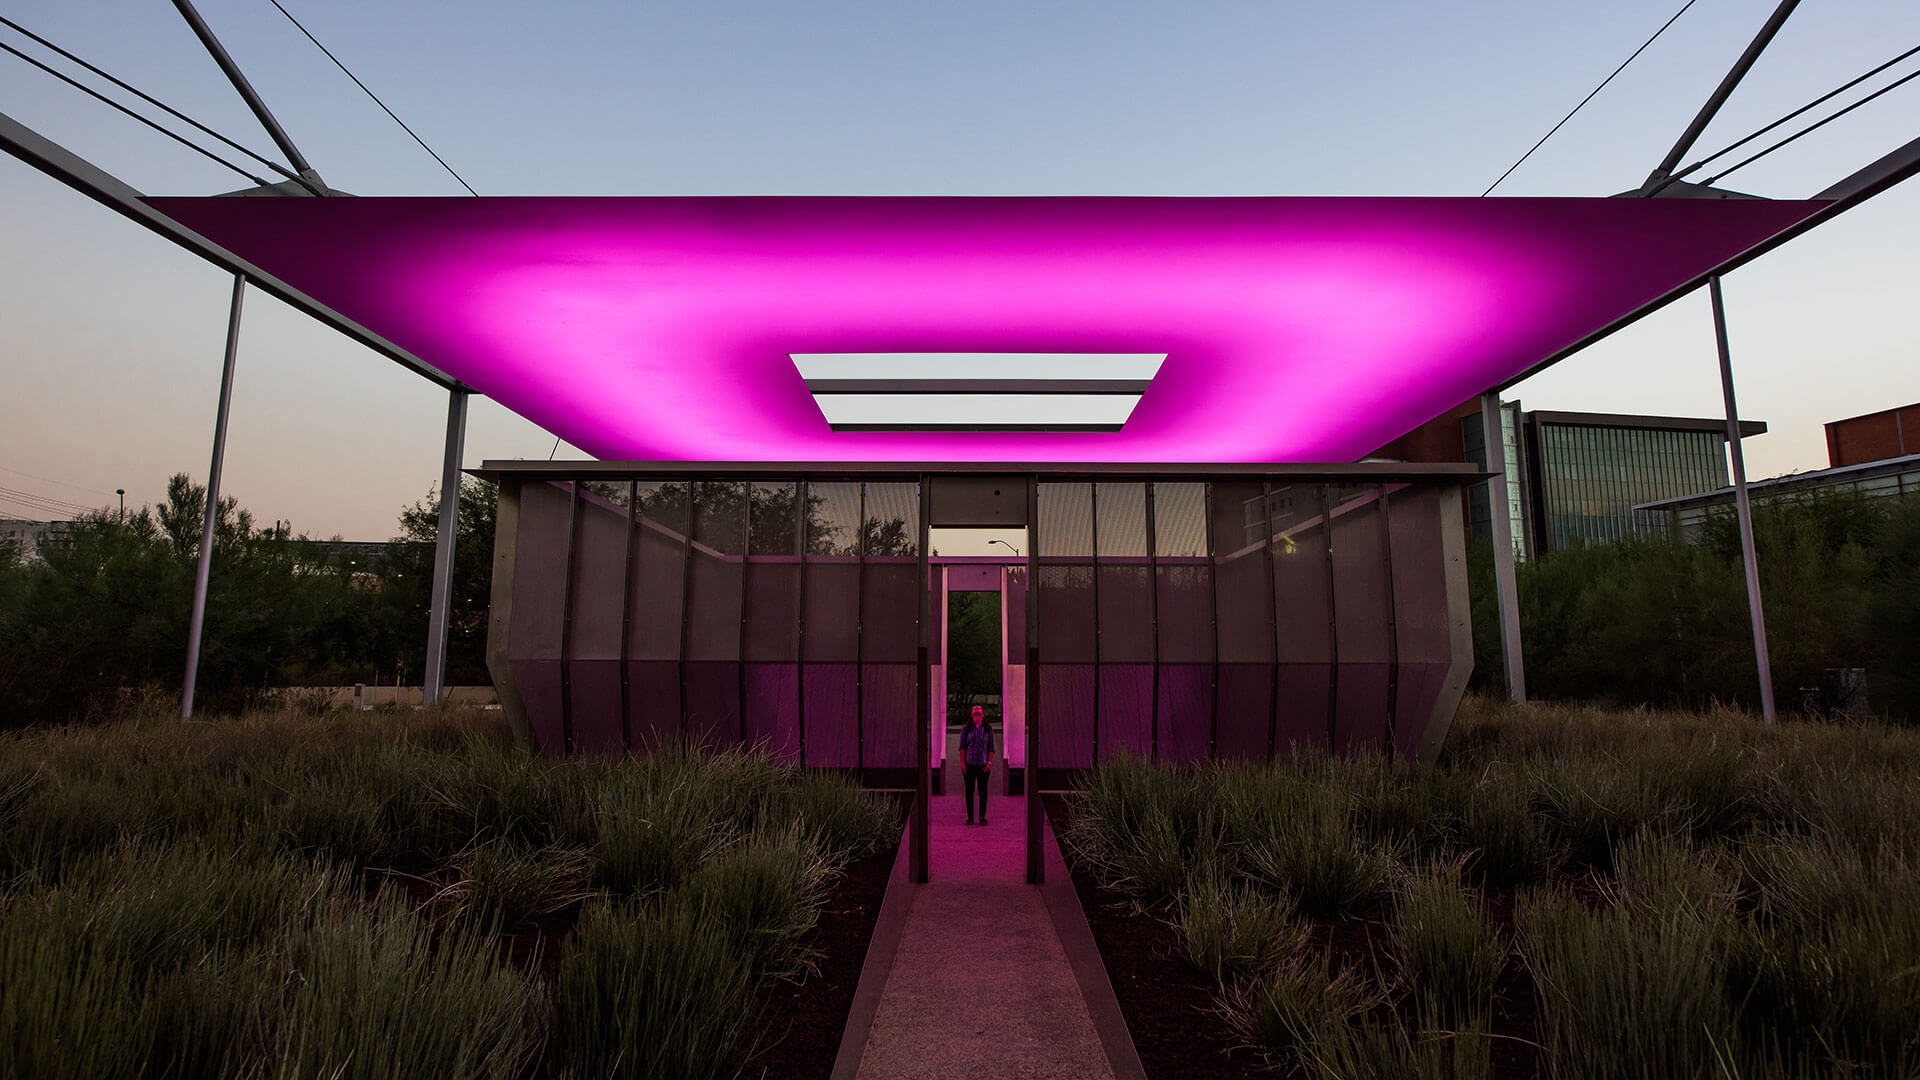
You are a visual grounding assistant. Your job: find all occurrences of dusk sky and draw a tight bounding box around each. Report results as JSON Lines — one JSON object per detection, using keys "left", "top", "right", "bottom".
{"left": 3, "top": 0, "right": 1916, "bottom": 539}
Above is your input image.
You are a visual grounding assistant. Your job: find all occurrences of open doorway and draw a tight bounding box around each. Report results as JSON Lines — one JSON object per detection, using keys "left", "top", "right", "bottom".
{"left": 928, "top": 527, "right": 1024, "bottom": 854}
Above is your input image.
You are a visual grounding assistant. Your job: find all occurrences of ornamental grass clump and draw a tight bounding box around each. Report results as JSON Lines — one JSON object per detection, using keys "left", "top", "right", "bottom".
{"left": 1243, "top": 782, "right": 1399, "bottom": 920}
{"left": 1175, "top": 871, "right": 1306, "bottom": 987}
{"left": 1518, "top": 886, "right": 1734, "bottom": 1080}
{"left": 0, "top": 705, "right": 900, "bottom": 1079}
{"left": 276, "top": 894, "right": 545, "bottom": 1080}
{"left": 1391, "top": 865, "right": 1504, "bottom": 1026}
{"left": 551, "top": 898, "right": 762, "bottom": 1080}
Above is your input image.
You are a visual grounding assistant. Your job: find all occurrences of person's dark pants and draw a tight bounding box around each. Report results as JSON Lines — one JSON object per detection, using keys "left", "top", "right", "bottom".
{"left": 963, "top": 763, "right": 989, "bottom": 822}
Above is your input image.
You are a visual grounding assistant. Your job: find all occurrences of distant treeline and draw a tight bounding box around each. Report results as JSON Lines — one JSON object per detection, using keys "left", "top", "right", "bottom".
{"left": 1467, "top": 490, "right": 1920, "bottom": 722}
{"left": 0, "top": 475, "right": 495, "bottom": 725}
{"left": 3, "top": 476, "right": 1915, "bottom": 727}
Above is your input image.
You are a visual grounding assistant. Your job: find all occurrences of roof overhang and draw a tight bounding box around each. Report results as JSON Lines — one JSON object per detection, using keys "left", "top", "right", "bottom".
{"left": 146, "top": 195, "right": 1826, "bottom": 464}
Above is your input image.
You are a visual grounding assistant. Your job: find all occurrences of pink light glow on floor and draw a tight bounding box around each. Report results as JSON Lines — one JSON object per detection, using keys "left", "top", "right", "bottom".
{"left": 147, "top": 196, "right": 1821, "bottom": 463}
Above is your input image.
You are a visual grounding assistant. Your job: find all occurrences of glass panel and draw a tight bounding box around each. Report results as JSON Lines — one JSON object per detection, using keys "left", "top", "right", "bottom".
{"left": 1038, "top": 482, "right": 1093, "bottom": 558}
{"left": 1153, "top": 482, "right": 1206, "bottom": 557}
{"left": 748, "top": 481, "right": 801, "bottom": 556}
{"left": 807, "top": 482, "right": 862, "bottom": 555}
{"left": 1212, "top": 482, "right": 1273, "bottom": 665}
{"left": 860, "top": 482, "right": 920, "bottom": 556}
{"left": 1094, "top": 482, "right": 1148, "bottom": 557}
{"left": 692, "top": 481, "right": 746, "bottom": 554}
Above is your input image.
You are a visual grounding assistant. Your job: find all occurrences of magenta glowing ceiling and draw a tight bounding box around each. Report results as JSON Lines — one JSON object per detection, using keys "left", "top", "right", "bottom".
{"left": 146, "top": 196, "right": 1823, "bottom": 463}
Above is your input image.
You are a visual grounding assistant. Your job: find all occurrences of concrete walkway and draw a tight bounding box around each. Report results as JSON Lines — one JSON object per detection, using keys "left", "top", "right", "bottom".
{"left": 851, "top": 792, "right": 1118, "bottom": 1080}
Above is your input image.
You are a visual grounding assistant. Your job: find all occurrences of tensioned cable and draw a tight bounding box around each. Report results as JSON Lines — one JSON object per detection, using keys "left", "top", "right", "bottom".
{"left": 0, "top": 15, "right": 304, "bottom": 187}
{"left": 1649, "top": 43, "right": 1920, "bottom": 194}
{"left": 1481, "top": 0, "right": 1700, "bottom": 196}
{"left": 264, "top": 0, "right": 479, "bottom": 196}
{"left": 0, "top": 485, "right": 100, "bottom": 516}
{"left": 0, "top": 463, "right": 117, "bottom": 500}
{"left": 0, "top": 39, "right": 271, "bottom": 185}
{"left": 1699, "top": 63, "right": 1920, "bottom": 186}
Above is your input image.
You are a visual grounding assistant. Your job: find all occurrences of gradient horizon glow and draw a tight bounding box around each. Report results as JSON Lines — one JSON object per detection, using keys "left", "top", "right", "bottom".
{"left": 147, "top": 196, "right": 1821, "bottom": 463}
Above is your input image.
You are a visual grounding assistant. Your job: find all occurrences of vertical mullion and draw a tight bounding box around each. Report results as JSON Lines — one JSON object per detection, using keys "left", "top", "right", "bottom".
{"left": 1379, "top": 485, "right": 1400, "bottom": 755}
{"left": 558, "top": 482, "right": 580, "bottom": 755}
{"left": 678, "top": 482, "right": 696, "bottom": 740}
{"left": 737, "top": 483, "right": 751, "bottom": 747}
{"left": 1321, "top": 484, "right": 1339, "bottom": 751}
{"left": 855, "top": 482, "right": 867, "bottom": 777}
{"left": 1263, "top": 482, "right": 1279, "bottom": 763}
{"left": 913, "top": 474, "right": 931, "bottom": 883}
{"left": 618, "top": 479, "right": 637, "bottom": 751}
{"left": 1145, "top": 481, "right": 1160, "bottom": 764}
{"left": 796, "top": 479, "right": 809, "bottom": 767}
{"left": 1206, "top": 481, "right": 1220, "bottom": 759}
{"left": 1026, "top": 475, "right": 1043, "bottom": 885}
{"left": 1089, "top": 481, "right": 1101, "bottom": 768}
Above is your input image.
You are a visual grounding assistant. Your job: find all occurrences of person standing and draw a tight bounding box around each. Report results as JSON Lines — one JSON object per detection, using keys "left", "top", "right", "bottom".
{"left": 960, "top": 705, "right": 995, "bottom": 826}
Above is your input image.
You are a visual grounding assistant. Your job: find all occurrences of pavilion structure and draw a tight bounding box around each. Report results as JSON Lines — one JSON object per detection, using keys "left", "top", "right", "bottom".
{"left": 3, "top": 0, "right": 1917, "bottom": 882}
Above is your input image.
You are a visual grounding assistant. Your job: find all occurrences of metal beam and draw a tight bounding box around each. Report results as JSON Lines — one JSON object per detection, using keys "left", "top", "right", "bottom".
{"left": 181, "top": 274, "right": 245, "bottom": 719}
{"left": 1709, "top": 277, "right": 1777, "bottom": 724}
{"left": 0, "top": 109, "right": 460, "bottom": 389}
{"left": 170, "top": 0, "right": 326, "bottom": 192}
{"left": 1643, "top": 0, "right": 1801, "bottom": 189}
{"left": 422, "top": 389, "right": 470, "bottom": 704}
{"left": 1815, "top": 133, "right": 1920, "bottom": 202}
{"left": 1480, "top": 393, "right": 1527, "bottom": 703}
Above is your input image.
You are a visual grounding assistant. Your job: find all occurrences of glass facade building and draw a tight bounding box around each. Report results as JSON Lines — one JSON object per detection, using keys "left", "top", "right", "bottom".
{"left": 1391, "top": 405, "right": 1762, "bottom": 556}
{"left": 1637, "top": 452, "right": 1920, "bottom": 541}
{"left": 1526, "top": 418, "right": 1731, "bottom": 551}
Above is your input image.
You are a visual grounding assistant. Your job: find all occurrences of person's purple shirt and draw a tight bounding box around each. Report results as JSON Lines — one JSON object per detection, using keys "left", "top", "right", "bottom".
{"left": 960, "top": 722, "right": 995, "bottom": 766}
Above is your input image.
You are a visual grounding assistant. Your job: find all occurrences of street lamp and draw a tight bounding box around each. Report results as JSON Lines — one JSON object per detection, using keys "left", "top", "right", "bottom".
{"left": 986, "top": 538, "right": 1021, "bottom": 556}
{"left": 116, "top": 489, "right": 124, "bottom": 522}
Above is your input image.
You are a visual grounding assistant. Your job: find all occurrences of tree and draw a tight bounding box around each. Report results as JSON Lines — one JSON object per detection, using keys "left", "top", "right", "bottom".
{"left": 381, "top": 478, "right": 498, "bottom": 686}
{"left": 946, "top": 591, "right": 1001, "bottom": 720}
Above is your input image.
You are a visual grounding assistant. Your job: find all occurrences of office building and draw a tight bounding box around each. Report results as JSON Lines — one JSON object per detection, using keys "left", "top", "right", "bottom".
{"left": 1376, "top": 404, "right": 1764, "bottom": 556}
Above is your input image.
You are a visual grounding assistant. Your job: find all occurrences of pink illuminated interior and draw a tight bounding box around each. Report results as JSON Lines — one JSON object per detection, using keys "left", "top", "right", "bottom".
{"left": 147, "top": 196, "right": 1822, "bottom": 462}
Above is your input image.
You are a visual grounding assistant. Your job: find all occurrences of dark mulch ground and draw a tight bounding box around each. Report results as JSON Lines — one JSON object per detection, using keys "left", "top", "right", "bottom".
{"left": 1046, "top": 797, "right": 1545, "bottom": 1080}
{"left": 744, "top": 843, "right": 898, "bottom": 1078}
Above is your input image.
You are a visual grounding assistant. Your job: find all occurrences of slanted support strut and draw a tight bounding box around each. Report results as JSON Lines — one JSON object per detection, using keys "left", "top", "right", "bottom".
{"left": 1710, "top": 277, "right": 1777, "bottom": 724}
{"left": 423, "top": 389, "right": 470, "bottom": 704}
{"left": 181, "top": 273, "right": 246, "bottom": 719}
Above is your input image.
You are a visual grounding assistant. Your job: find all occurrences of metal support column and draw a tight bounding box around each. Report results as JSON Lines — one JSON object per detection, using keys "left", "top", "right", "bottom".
{"left": 1480, "top": 393, "right": 1528, "bottom": 702}
{"left": 423, "top": 389, "right": 470, "bottom": 704}
{"left": 181, "top": 274, "right": 246, "bottom": 719}
{"left": 1710, "top": 277, "right": 1778, "bottom": 724}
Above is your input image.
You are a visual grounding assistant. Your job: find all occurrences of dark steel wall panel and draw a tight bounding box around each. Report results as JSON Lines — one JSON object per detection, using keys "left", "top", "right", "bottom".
{"left": 861, "top": 663, "right": 916, "bottom": 768}
{"left": 1038, "top": 664, "right": 1096, "bottom": 768}
{"left": 803, "top": 663, "right": 860, "bottom": 767}
{"left": 1384, "top": 484, "right": 1455, "bottom": 759}
{"left": 508, "top": 481, "right": 572, "bottom": 753}
{"left": 490, "top": 468, "right": 1472, "bottom": 769}
{"left": 1329, "top": 491, "right": 1392, "bottom": 754}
